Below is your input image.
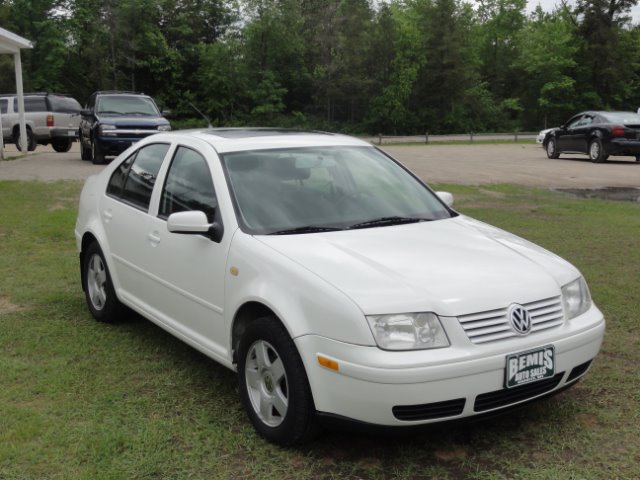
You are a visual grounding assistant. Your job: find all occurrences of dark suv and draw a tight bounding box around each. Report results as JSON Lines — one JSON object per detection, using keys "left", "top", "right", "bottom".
{"left": 79, "top": 91, "right": 171, "bottom": 164}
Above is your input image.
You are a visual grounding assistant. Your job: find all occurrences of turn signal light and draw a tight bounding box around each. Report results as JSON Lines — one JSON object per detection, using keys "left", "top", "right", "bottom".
{"left": 611, "top": 125, "right": 625, "bottom": 137}
{"left": 317, "top": 355, "right": 339, "bottom": 371}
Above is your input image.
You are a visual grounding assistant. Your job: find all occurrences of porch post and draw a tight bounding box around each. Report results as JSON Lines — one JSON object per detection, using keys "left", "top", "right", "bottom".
{"left": 14, "top": 51, "right": 27, "bottom": 152}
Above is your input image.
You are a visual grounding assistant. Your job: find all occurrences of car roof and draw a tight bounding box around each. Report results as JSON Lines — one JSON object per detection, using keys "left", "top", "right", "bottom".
{"left": 154, "top": 128, "right": 371, "bottom": 154}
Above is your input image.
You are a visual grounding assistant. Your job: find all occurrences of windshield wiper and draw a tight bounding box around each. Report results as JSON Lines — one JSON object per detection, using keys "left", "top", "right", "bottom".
{"left": 126, "top": 111, "right": 154, "bottom": 116}
{"left": 347, "top": 216, "right": 430, "bottom": 230}
{"left": 268, "top": 225, "right": 343, "bottom": 235}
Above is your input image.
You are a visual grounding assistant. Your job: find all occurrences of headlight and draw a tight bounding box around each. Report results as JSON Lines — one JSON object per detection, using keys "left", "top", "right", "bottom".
{"left": 562, "top": 276, "right": 592, "bottom": 319}
{"left": 158, "top": 125, "right": 171, "bottom": 131}
{"left": 366, "top": 312, "right": 450, "bottom": 350}
{"left": 99, "top": 124, "right": 116, "bottom": 135}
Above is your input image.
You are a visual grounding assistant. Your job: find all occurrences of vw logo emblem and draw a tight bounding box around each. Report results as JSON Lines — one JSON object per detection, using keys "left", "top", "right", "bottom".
{"left": 508, "top": 304, "right": 532, "bottom": 335}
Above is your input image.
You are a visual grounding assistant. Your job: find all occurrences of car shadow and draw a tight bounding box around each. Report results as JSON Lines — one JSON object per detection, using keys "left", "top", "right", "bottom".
{"left": 559, "top": 155, "right": 639, "bottom": 164}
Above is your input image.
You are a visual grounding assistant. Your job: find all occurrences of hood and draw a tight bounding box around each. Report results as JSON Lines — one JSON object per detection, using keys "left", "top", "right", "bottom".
{"left": 256, "top": 216, "right": 579, "bottom": 316}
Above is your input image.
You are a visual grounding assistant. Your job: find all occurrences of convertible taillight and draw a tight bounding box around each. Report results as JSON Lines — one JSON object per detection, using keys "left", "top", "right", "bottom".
{"left": 611, "top": 125, "right": 625, "bottom": 137}
{"left": 46, "top": 114, "right": 54, "bottom": 127}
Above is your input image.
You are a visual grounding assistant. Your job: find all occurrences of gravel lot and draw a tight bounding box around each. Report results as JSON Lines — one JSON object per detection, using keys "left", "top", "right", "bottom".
{"left": 1, "top": 141, "right": 639, "bottom": 188}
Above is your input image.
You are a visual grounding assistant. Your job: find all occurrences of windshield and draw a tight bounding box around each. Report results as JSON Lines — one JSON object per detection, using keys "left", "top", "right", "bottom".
{"left": 222, "top": 146, "right": 452, "bottom": 235}
{"left": 96, "top": 95, "right": 160, "bottom": 116}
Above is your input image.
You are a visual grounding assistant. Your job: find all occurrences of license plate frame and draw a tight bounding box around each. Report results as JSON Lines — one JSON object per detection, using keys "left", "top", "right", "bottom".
{"left": 505, "top": 345, "right": 555, "bottom": 388}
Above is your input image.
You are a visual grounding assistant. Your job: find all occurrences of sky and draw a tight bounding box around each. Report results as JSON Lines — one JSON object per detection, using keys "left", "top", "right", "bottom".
{"left": 525, "top": 0, "right": 640, "bottom": 23}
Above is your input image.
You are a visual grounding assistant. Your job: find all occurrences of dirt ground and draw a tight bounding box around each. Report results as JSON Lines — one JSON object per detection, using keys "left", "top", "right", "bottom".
{"left": 1, "top": 141, "right": 639, "bottom": 188}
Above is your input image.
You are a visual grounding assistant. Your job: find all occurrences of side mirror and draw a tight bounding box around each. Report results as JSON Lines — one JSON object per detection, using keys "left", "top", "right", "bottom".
{"left": 167, "top": 211, "right": 223, "bottom": 242}
{"left": 436, "top": 191, "right": 454, "bottom": 208}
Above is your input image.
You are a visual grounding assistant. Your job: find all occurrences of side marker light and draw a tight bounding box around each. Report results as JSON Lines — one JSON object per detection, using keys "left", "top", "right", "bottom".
{"left": 317, "top": 355, "right": 339, "bottom": 371}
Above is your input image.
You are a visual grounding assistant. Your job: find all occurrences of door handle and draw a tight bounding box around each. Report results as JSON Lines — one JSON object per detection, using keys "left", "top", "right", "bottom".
{"left": 148, "top": 231, "right": 161, "bottom": 245}
{"left": 102, "top": 209, "right": 113, "bottom": 222}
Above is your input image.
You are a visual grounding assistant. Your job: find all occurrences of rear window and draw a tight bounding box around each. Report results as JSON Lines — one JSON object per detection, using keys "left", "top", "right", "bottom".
{"left": 48, "top": 95, "right": 81, "bottom": 113}
{"left": 601, "top": 112, "right": 640, "bottom": 124}
{"left": 0, "top": 99, "right": 7, "bottom": 114}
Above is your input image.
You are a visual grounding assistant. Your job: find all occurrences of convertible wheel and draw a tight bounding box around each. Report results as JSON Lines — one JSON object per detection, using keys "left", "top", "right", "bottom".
{"left": 83, "top": 242, "right": 123, "bottom": 322}
{"left": 237, "top": 316, "right": 319, "bottom": 445}
{"left": 545, "top": 138, "right": 560, "bottom": 159}
{"left": 589, "top": 138, "right": 607, "bottom": 163}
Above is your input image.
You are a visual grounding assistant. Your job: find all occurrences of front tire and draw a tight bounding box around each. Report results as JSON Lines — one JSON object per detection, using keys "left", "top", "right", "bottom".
{"left": 589, "top": 138, "right": 607, "bottom": 163}
{"left": 82, "top": 242, "right": 123, "bottom": 322}
{"left": 80, "top": 136, "right": 92, "bottom": 161}
{"left": 91, "top": 138, "right": 106, "bottom": 165}
{"left": 51, "top": 138, "right": 72, "bottom": 153}
{"left": 237, "top": 316, "right": 319, "bottom": 445}
{"left": 546, "top": 138, "right": 560, "bottom": 159}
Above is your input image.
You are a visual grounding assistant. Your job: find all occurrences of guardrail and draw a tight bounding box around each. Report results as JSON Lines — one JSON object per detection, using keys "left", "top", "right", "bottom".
{"left": 361, "top": 132, "right": 539, "bottom": 145}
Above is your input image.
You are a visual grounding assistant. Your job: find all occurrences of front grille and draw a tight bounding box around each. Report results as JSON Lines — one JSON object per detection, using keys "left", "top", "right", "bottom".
{"left": 393, "top": 398, "right": 466, "bottom": 421}
{"left": 567, "top": 360, "right": 592, "bottom": 383}
{"left": 474, "top": 372, "right": 564, "bottom": 412}
{"left": 458, "top": 296, "right": 564, "bottom": 345}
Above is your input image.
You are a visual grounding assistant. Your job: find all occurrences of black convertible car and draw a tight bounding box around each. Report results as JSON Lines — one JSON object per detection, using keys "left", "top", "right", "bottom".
{"left": 543, "top": 111, "right": 640, "bottom": 163}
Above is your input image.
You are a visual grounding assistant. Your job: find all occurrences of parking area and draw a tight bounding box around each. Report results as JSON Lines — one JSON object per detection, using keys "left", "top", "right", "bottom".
{"left": 1, "top": 141, "right": 639, "bottom": 187}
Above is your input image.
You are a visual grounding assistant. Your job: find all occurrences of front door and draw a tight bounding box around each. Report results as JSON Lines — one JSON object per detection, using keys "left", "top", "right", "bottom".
{"left": 143, "top": 144, "right": 230, "bottom": 361}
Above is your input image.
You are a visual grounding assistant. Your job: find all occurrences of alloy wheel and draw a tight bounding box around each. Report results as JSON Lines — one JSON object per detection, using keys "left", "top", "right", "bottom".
{"left": 87, "top": 253, "right": 107, "bottom": 311}
{"left": 244, "top": 340, "right": 289, "bottom": 427}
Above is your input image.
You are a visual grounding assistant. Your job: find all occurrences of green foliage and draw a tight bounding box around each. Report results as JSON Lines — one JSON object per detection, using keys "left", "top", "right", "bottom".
{"left": 0, "top": 0, "right": 639, "bottom": 133}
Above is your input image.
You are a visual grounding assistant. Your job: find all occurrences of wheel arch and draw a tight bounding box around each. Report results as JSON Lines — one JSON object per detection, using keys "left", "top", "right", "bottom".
{"left": 230, "top": 301, "right": 283, "bottom": 365}
{"left": 79, "top": 232, "right": 99, "bottom": 291}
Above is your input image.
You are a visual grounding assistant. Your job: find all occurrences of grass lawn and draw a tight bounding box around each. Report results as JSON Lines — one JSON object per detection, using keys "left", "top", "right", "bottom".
{"left": 0, "top": 180, "right": 638, "bottom": 479}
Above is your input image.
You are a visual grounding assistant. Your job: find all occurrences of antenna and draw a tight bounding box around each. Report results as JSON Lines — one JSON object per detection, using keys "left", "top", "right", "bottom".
{"left": 188, "top": 101, "right": 212, "bottom": 128}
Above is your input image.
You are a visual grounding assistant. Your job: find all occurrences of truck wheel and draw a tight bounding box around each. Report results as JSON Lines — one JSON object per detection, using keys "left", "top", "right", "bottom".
{"left": 14, "top": 128, "right": 36, "bottom": 152}
{"left": 91, "top": 138, "right": 105, "bottom": 165}
{"left": 52, "top": 138, "right": 72, "bottom": 153}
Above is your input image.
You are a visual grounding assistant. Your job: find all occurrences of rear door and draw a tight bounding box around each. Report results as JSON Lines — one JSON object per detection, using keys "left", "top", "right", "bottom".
{"left": 99, "top": 142, "right": 171, "bottom": 301}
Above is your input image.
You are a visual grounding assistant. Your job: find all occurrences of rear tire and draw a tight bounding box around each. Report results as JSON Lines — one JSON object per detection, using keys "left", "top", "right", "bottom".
{"left": 589, "top": 138, "right": 607, "bottom": 163}
{"left": 545, "top": 138, "right": 560, "bottom": 159}
{"left": 14, "top": 128, "right": 36, "bottom": 152}
{"left": 52, "top": 138, "right": 72, "bottom": 153}
{"left": 82, "top": 242, "right": 123, "bottom": 323}
{"left": 237, "top": 316, "right": 319, "bottom": 445}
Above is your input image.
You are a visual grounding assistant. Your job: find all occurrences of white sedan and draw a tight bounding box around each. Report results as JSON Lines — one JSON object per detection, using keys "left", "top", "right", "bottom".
{"left": 75, "top": 129, "right": 605, "bottom": 445}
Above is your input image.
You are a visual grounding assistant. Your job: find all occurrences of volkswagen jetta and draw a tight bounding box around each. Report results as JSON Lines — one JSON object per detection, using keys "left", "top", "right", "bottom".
{"left": 75, "top": 129, "right": 605, "bottom": 445}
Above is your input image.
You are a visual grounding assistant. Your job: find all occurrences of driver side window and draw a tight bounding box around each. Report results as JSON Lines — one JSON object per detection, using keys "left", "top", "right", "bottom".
{"left": 567, "top": 116, "right": 584, "bottom": 129}
{"left": 159, "top": 146, "right": 219, "bottom": 223}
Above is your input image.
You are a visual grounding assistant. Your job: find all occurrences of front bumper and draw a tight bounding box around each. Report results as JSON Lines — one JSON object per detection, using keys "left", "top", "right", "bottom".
{"left": 96, "top": 132, "right": 158, "bottom": 155}
{"left": 296, "top": 306, "right": 605, "bottom": 426}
